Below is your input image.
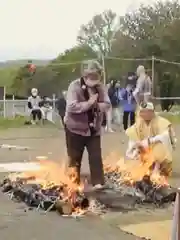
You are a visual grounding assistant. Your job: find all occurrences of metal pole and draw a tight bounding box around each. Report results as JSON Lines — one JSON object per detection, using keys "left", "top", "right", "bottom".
{"left": 178, "top": 192, "right": 180, "bottom": 240}
{"left": 3, "top": 87, "right": 6, "bottom": 118}
{"left": 171, "top": 191, "right": 180, "bottom": 240}
{"left": 12, "top": 95, "right": 15, "bottom": 118}
{"left": 151, "top": 55, "right": 155, "bottom": 97}
{"left": 52, "top": 94, "right": 56, "bottom": 110}
{"left": 101, "top": 55, "right": 106, "bottom": 85}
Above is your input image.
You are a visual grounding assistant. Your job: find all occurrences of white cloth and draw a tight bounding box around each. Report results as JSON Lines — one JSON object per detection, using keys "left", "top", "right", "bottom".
{"left": 150, "top": 130, "right": 174, "bottom": 152}
{"left": 126, "top": 140, "right": 138, "bottom": 159}
{"left": 41, "top": 106, "right": 53, "bottom": 122}
{"left": 133, "top": 73, "right": 152, "bottom": 104}
{"left": 106, "top": 106, "right": 113, "bottom": 130}
{"left": 112, "top": 107, "right": 123, "bottom": 126}
{"left": 106, "top": 106, "right": 123, "bottom": 130}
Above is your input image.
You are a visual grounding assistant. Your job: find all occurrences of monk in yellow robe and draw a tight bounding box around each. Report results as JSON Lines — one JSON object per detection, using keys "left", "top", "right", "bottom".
{"left": 125, "top": 102, "right": 177, "bottom": 176}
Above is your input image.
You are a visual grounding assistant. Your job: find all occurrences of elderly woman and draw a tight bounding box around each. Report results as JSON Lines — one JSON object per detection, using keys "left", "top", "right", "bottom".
{"left": 125, "top": 102, "right": 177, "bottom": 176}
{"left": 64, "top": 60, "right": 111, "bottom": 189}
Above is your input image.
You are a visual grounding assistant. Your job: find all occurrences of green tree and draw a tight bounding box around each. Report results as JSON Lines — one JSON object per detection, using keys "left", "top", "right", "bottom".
{"left": 0, "top": 68, "right": 18, "bottom": 94}
{"left": 111, "top": 0, "right": 180, "bottom": 97}
{"left": 11, "top": 45, "right": 97, "bottom": 96}
{"left": 119, "top": 0, "right": 180, "bottom": 58}
{"left": 11, "top": 64, "right": 34, "bottom": 96}
{"left": 48, "top": 44, "right": 97, "bottom": 94}
{"left": 77, "top": 10, "right": 118, "bottom": 56}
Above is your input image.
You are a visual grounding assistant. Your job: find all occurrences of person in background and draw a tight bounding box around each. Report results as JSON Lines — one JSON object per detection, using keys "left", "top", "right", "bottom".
{"left": 133, "top": 65, "right": 152, "bottom": 105}
{"left": 56, "top": 91, "right": 67, "bottom": 127}
{"left": 41, "top": 96, "right": 53, "bottom": 122}
{"left": 107, "top": 79, "right": 122, "bottom": 131}
{"left": 64, "top": 60, "right": 110, "bottom": 189}
{"left": 126, "top": 72, "right": 137, "bottom": 89}
{"left": 28, "top": 88, "right": 42, "bottom": 124}
{"left": 125, "top": 102, "right": 177, "bottom": 177}
{"left": 120, "top": 84, "right": 136, "bottom": 130}
{"left": 105, "top": 82, "right": 113, "bottom": 132}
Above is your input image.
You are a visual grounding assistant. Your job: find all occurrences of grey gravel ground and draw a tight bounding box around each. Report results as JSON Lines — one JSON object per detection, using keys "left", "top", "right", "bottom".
{"left": 0, "top": 192, "right": 142, "bottom": 240}
{"left": 0, "top": 126, "right": 178, "bottom": 239}
{"left": 0, "top": 127, "right": 144, "bottom": 240}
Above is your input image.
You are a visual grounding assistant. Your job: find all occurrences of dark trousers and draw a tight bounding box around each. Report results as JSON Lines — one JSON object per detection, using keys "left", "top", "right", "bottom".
{"left": 65, "top": 128, "right": 104, "bottom": 186}
{"left": 123, "top": 111, "right": 135, "bottom": 130}
{"left": 31, "top": 109, "right": 42, "bottom": 121}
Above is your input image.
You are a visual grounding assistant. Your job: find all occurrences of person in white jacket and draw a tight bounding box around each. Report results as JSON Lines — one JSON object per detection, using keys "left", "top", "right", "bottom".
{"left": 28, "top": 88, "right": 42, "bottom": 124}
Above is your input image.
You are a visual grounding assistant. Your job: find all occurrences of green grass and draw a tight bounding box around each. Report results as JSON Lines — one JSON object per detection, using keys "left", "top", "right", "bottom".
{"left": 0, "top": 115, "right": 27, "bottom": 129}
{"left": 0, "top": 112, "right": 179, "bottom": 130}
{"left": 0, "top": 115, "right": 57, "bottom": 129}
{"left": 159, "top": 112, "right": 180, "bottom": 123}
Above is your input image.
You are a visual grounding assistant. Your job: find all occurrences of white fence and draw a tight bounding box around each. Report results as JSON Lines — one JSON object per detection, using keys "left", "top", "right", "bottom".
{"left": 0, "top": 99, "right": 59, "bottom": 122}
{"left": 0, "top": 100, "right": 28, "bottom": 118}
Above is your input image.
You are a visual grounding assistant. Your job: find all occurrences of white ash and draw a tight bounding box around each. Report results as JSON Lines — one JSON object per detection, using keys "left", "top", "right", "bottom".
{"left": 104, "top": 171, "right": 122, "bottom": 190}
{"left": 104, "top": 171, "right": 145, "bottom": 200}
{"left": 88, "top": 198, "right": 106, "bottom": 215}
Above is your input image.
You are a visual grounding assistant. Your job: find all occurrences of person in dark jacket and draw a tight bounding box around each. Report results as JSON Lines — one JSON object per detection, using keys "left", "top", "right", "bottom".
{"left": 56, "top": 91, "right": 66, "bottom": 126}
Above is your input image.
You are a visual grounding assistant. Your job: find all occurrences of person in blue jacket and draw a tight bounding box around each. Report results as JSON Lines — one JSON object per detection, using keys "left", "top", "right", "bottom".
{"left": 120, "top": 84, "right": 136, "bottom": 130}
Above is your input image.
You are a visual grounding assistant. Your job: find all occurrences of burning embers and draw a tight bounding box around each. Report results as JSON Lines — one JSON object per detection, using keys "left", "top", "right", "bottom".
{"left": 1, "top": 176, "right": 89, "bottom": 216}
{"left": 0, "top": 151, "right": 177, "bottom": 216}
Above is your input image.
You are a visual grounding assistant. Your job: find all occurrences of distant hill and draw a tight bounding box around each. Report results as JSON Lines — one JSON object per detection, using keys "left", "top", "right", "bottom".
{"left": 0, "top": 59, "right": 51, "bottom": 68}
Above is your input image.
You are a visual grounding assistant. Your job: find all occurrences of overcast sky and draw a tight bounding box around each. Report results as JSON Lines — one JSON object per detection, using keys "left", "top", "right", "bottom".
{"left": 0, "top": 0, "right": 156, "bottom": 61}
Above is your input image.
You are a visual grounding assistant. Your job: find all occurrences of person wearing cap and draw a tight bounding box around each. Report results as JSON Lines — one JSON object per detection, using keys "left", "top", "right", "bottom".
{"left": 125, "top": 102, "right": 177, "bottom": 177}
{"left": 64, "top": 60, "right": 110, "bottom": 189}
{"left": 133, "top": 65, "right": 152, "bottom": 105}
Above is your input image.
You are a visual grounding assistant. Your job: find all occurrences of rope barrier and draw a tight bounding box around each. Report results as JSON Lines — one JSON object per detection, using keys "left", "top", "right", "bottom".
{"left": 104, "top": 56, "right": 152, "bottom": 61}
{"left": 153, "top": 97, "right": 180, "bottom": 100}
{"left": 13, "top": 56, "right": 180, "bottom": 67}
{"left": 47, "top": 58, "right": 98, "bottom": 66}
{"left": 154, "top": 58, "right": 180, "bottom": 66}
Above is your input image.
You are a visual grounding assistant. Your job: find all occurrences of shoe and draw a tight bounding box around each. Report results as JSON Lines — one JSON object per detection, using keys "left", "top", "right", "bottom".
{"left": 92, "top": 184, "right": 104, "bottom": 190}
{"left": 105, "top": 126, "right": 114, "bottom": 133}
{"left": 108, "top": 129, "right": 114, "bottom": 133}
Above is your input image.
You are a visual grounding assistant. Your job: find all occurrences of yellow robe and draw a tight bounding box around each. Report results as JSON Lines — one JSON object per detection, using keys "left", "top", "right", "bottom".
{"left": 126, "top": 115, "right": 173, "bottom": 175}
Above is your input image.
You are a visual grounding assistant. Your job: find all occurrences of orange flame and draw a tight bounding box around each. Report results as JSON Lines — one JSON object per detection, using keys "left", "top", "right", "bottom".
{"left": 104, "top": 148, "right": 169, "bottom": 186}
{"left": 8, "top": 148, "right": 169, "bottom": 207}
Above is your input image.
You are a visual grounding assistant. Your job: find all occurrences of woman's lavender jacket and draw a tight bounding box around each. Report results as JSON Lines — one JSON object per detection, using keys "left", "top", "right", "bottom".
{"left": 64, "top": 79, "right": 111, "bottom": 136}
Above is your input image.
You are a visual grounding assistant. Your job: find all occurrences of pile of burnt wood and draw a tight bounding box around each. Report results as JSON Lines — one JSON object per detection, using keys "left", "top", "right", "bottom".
{"left": 135, "top": 175, "right": 176, "bottom": 205}
{"left": 0, "top": 173, "right": 176, "bottom": 216}
{"left": 0, "top": 177, "right": 89, "bottom": 215}
{"left": 104, "top": 171, "right": 176, "bottom": 206}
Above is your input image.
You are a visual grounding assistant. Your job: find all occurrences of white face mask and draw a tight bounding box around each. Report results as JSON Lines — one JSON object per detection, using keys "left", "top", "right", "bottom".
{"left": 32, "top": 91, "right": 37, "bottom": 97}
{"left": 126, "top": 85, "right": 132, "bottom": 92}
{"left": 85, "top": 79, "right": 100, "bottom": 88}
